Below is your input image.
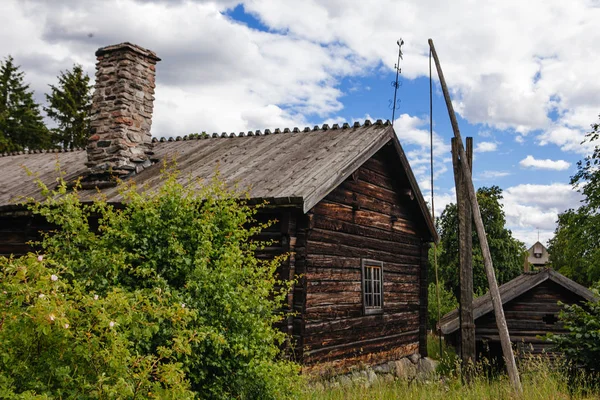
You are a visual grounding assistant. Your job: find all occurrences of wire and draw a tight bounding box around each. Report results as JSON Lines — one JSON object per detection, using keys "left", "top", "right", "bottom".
{"left": 430, "top": 47, "right": 443, "bottom": 355}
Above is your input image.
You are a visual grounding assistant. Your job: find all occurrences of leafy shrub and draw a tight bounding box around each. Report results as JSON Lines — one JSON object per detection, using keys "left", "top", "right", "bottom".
{"left": 547, "top": 288, "right": 600, "bottom": 386}
{"left": 428, "top": 281, "right": 458, "bottom": 330}
{"left": 0, "top": 168, "right": 301, "bottom": 399}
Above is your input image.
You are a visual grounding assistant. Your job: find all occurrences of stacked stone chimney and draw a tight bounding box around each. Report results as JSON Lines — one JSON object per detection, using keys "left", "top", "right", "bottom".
{"left": 86, "top": 42, "right": 161, "bottom": 178}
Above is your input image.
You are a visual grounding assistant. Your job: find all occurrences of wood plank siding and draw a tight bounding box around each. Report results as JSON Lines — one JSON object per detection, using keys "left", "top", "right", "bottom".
{"left": 299, "top": 147, "right": 429, "bottom": 373}
{"left": 440, "top": 270, "right": 597, "bottom": 363}
{"left": 474, "top": 280, "right": 582, "bottom": 356}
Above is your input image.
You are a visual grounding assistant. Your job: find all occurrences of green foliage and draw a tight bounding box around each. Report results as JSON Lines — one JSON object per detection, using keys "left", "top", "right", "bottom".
{"left": 427, "top": 281, "right": 458, "bottom": 330}
{"left": 548, "top": 209, "right": 600, "bottom": 287}
{"left": 0, "top": 168, "right": 301, "bottom": 399}
{"left": 436, "top": 186, "right": 526, "bottom": 297}
{"left": 572, "top": 114, "right": 600, "bottom": 212}
{"left": 0, "top": 254, "right": 196, "bottom": 399}
{"left": 44, "top": 64, "right": 92, "bottom": 149}
{"left": 426, "top": 333, "right": 458, "bottom": 376}
{"left": 547, "top": 289, "right": 600, "bottom": 384}
{"left": 187, "top": 132, "right": 209, "bottom": 139}
{"left": 549, "top": 115, "right": 600, "bottom": 287}
{"left": 0, "top": 55, "right": 50, "bottom": 152}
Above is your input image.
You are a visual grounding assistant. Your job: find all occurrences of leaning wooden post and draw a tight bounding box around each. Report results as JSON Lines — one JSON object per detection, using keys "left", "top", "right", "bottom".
{"left": 429, "top": 38, "right": 522, "bottom": 392}
{"left": 452, "top": 137, "right": 476, "bottom": 376}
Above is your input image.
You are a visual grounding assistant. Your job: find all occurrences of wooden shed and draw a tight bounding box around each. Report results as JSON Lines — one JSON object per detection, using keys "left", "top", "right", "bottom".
{"left": 439, "top": 269, "right": 597, "bottom": 361}
{"left": 0, "top": 42, "right": 437, "bottom": 374}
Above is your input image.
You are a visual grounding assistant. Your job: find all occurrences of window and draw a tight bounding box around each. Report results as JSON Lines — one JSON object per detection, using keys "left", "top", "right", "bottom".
{"left": 362, "top": 259, "right": 384, "bottom": 314}
{"left": 543, "top": 313, "right": 558, "bottom": 325}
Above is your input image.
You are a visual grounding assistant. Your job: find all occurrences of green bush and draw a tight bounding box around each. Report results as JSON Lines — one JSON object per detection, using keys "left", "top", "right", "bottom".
{"left": 547, "top": 289, "right": 600, "bottom": 385}
{"left": 0, "top": 168, "right": 301, "bottom": 399}
{"left": 428, "top": 281, "right": 458, "bottom": 330}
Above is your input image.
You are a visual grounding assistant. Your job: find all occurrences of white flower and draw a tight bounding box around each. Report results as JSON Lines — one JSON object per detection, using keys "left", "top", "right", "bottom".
{"left": 64, "top": 323, "right": 69, "bottom": 329}
{"left": 94, "top": 295, "right": 99, "bottom": 300}
{"left": 109, "top": 321, "right": 115, "bottom": 328}
{"left": 181, "top": 303, "right": 186, "bottom": 308}
{"left": 37, "top": 255, "right": 44, "bottom": 262}
{"left": 50, "top": 274, "right": 58, "bottom": 282}
{"left": 49, "top": 314, "right": 55, "bottom": 321}
{"left": 38, "top": 293, "right": 45, "bottom": 299}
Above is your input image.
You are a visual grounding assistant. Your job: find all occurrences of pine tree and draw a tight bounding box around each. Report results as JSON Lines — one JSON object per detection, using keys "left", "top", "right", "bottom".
{"left": 0, "top": 56, "right": 50, "bottom": 152}
{"left": 44, "top": 64, "right": 92, "bottom": 149}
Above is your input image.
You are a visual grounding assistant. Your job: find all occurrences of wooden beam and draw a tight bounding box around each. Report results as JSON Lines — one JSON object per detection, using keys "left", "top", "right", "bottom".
{"left": 452, "top": 137, "right": 476, "bottom": 374}
{"left": 429, "top": 38, "right": 522, "bottom": 392}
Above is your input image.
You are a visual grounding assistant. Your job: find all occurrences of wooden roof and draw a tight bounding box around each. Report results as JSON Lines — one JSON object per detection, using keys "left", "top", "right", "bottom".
{"left": 0, "top": 120, "right": 437, "bottom": 241}
{"left": 439, "top": 268, "right": 599, "bottom": 335}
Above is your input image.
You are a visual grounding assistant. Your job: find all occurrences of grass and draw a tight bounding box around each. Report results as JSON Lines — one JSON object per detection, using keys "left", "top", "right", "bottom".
{"left": 300, "top": 334, "right": 600, "bottom": 400}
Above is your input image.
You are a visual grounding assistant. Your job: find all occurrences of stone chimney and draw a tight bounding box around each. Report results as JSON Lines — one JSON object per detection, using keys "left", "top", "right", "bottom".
{"left": 86, "top": 43, "right": 161, "bottom": 178}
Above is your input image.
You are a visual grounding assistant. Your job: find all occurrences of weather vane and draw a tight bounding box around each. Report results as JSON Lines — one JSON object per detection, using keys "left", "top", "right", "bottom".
{"left": 390, "top": 38, "right": 404, "bottom": 123}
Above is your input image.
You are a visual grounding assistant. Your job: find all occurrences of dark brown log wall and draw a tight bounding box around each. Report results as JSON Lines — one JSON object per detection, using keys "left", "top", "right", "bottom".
{"left": 300, "top": 147, "right": 429, "bottom": 372}
{"left": 0, "top": 212, "right": 50, "bottom": 257}
{"left": 1, "top": 146, "right": 432, "bottom": 373}
{"left": 475, "top": 280, "right": 585, "bottom": 356}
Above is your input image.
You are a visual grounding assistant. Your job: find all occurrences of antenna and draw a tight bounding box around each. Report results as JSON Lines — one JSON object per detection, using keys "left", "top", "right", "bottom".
{"left": 390, "top": 38, "right": 404, "bottom": 123}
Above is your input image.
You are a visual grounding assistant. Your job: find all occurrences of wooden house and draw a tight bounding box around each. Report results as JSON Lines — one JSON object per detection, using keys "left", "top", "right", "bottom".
{"left": 526, "top": 241, "right": 551, "bottom": 270}
{"left": 439, "top": 269, "right": 597, "bottom": 361}
{"left": 0, "top": 43, "right": 437, "bottom": 374}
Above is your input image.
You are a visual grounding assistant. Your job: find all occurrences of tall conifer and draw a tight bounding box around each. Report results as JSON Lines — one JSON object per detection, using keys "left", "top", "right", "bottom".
{"left": 45, "top": 65, "right": 92, "bottom": 149}
{"left": 0, "top": 56, "right": 50, "bottom": 152}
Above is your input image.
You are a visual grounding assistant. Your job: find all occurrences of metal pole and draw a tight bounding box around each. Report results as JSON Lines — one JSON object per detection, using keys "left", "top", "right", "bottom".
{"left": 428, "top": 38, "right": 522, "bottom": 393}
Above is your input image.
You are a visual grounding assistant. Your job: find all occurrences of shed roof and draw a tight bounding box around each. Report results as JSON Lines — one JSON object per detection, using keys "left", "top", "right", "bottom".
{"left": 0, "top": 120, "right": 437, "bottom": 242}
{"left": 439, "top": 268, "right": 598, "bottom": 335}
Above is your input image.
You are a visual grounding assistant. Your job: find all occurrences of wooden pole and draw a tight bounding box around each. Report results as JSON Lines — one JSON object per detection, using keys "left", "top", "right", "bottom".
{"left": 452, "top": 137, "right": 476, "bottom": 376}
{"left": 429, "top": 39, "right": 522, "bottom": 392}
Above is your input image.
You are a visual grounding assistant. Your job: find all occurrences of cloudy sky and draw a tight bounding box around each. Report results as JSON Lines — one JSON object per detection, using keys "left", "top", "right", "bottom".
{"left": 2, "top": 0, "right": 599, "bottom": 247}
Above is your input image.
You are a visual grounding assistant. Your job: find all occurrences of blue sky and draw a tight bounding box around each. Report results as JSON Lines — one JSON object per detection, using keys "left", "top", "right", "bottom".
{"left": 1, "top": 0, "right": 598, "bottom": 247}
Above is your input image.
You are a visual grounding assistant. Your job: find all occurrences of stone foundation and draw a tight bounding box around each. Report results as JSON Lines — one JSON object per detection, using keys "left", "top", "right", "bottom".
{"left": 310, "top": 354, "right": 439, "bottom": 390}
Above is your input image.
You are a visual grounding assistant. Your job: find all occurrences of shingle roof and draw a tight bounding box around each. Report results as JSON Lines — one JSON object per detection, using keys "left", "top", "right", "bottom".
{"left": 0, "top": 120, "right": 436, "bottom": 241}
{"left": 439, "top": 268, "right": 599, "bottom": 335}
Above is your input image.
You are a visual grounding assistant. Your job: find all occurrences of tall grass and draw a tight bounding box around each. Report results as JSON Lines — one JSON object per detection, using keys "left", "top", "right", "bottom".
{"left": 301, "top": 337, "right": 600, "bottom": 400}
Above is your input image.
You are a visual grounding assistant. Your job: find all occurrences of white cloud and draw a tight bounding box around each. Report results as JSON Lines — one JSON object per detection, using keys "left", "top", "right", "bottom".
{"left": 475, "top": 141, "right": 498, "bottom": 153}
{"left": 1, "top": 0, "right": 599, "bottom": 146}
{"left": 501, "top": 183, "right": 583, "bottom": 246}
{"left": 0, "top": 0, "right": 372, "bottom": 135}
{"left": 243, "top": 0, "right": 600, "bottom": 145}
{"left": 393, "top": 113, "right": 451, "bottom": 186}
{"left": 519, "top": 155, "right": 571, "bottom": 171}
{"left": 478, "top": 170, "right": 511, "bottom": 179}
{"left": 510, "top": 228, "right": 554, "bottom": 248}
{"left": 515, "top": 136, "right": 525, "bottom": 144}
{"left": 537, "top": 124, "right": 595, "bottom": 155}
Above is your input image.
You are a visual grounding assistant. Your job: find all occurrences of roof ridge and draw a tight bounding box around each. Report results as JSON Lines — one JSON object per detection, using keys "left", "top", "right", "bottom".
{"left": 1, "top": 119, "right": 394, "bottom": 156}
{"left": 150, "top": 119, "right": 392, "bottom": 143}
{"left": 1, "top": 147, "right": 86, "bottom": 158}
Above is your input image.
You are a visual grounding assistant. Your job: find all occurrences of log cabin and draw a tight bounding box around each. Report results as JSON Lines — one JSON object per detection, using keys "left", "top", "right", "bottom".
{"left": 439, "top": 268, "right": 597, "bottom": 363}
{"left": 0, "top": 43, "right": 437, "bottom": 374}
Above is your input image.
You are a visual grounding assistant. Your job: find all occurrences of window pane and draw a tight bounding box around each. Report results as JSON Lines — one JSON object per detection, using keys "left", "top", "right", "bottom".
{"left": 363, "top": 263, "right": 383, "bottom": 310}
